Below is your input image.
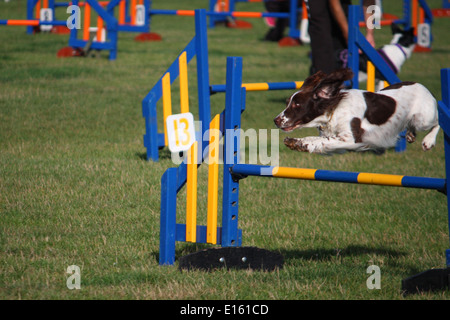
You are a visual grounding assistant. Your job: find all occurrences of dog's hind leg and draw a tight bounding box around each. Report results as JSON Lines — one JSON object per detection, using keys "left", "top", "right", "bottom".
{"left": 408, "top": 113, "right": 440, "bottom": 151}
{"left": 422, "top": 124, "right": 440, "bottom": 151}
{"left": 406, "top": 129, "right": 416, "bottom": 143}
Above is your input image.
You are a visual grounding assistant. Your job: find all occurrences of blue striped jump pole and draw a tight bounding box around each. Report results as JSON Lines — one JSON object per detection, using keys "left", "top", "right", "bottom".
{"left": 210, "top": 81, "right": 303, "bottom": 93}
{"left": 221, "top": 56, "right": 245, "bottom": 247}
{"left": 438, "top": 68, "right": 450, "bottom": 267}
{"left": 230, "top": 164, "right": 446, "bottom": 192}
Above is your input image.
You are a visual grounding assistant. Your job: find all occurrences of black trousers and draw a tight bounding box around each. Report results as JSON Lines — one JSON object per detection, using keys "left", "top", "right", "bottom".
{"left": 264, "top": 0, "right": 302, "bottom": 41}
{"left": 305, "top": 0, "right": 350, "bottom": 75}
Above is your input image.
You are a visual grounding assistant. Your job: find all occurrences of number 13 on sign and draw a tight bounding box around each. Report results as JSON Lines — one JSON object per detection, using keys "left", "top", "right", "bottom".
{"left": 166, "top": 113, "right": 196, "bottom": 153}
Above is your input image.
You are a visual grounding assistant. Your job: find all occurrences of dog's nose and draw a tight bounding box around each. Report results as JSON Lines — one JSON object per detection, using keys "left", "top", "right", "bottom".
{"left": 274, "top": 116, "right": 281, "bottom": 128}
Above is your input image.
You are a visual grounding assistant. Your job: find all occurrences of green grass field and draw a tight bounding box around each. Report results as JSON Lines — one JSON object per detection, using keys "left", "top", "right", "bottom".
{"left": 1, "top": 0, "right": 450, "bottom": 300}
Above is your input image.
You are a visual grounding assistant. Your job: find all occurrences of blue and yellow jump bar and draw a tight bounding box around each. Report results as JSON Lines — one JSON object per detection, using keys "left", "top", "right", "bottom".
{"left": 210, "top": 81, "right": 303, "bottom": 93}
{"left": 231, "top": 164, "right": 446, "bottom": 192}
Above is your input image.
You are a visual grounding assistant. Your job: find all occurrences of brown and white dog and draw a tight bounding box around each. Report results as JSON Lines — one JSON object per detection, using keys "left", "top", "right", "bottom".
{"left": 273, "top": 68, "right": 440, "bottom": 155}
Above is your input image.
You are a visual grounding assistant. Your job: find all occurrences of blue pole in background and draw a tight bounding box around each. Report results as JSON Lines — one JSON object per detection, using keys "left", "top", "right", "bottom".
{"left": 222, "top": 56, "right": 244, "bottom": 248}
{"left": 438, "top": 68, "right": 450, "bottom": 267}
{"left": 195, "top": 9, "right": 212, "bottom": 158}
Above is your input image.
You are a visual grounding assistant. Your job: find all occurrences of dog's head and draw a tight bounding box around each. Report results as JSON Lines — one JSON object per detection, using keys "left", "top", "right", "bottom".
{"left": 274, "top": 68, "right": 353, "bottom": 132}
{"left": 390, "top": 23, "right": 415, "bottom": 56}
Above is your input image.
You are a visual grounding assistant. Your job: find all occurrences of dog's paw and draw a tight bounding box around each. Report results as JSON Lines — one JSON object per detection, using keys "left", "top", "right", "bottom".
{"left": 284, "top": 137, "right": 309, "bottom": 152}
{"left": 422, "top": 140, "right": 435, "bottom": 151}
{"left": 406, "top": 131, "right": 416, "bottom": 143}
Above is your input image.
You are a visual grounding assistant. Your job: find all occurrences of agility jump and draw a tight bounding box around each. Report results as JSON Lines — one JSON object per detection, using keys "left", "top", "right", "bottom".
{"left": 59, "top": 0, "right": 154, "bottom": 59}
{"left": 146, "top": 0, "right": 302, "bottom": 46}
{"left": 1, "top": 0, "right": 154, "bottom": 60}
{"left": 158, "top": 53, "right": 450, "bottom": 291}
{"left": 151, "top": 8, "right": 450, "bottom": 293}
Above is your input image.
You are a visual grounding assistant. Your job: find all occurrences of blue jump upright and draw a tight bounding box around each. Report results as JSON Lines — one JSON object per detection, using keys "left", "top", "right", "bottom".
{"left": 142, "top": 9, "right": 211, "bottom": 162}
{"left": 159, "top": 55, "right": 245, "bottom": 266}
{"left": 438, "top": 68, "right": 450, "bottom": 267}
{"left": 66, "top": 0, "right": 119, "bottom": 60}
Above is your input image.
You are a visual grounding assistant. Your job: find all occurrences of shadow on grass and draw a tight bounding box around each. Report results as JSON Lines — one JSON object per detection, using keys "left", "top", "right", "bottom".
{"left": 135, "top": 148, "right": 175, "bottom": 162}
{"left": 151, "top": 243, "right": 214, "bottom": 264}
{"left": 267, "top": 97, "right": 289, "bottom": 104}
{"left": 279, "top": 245, "right": 433, "bottom": 277}
{"left": 154, "top": 244, "right": 407, "bottom": 265}
{"left": 279, "top": 244, "right": 407, "bottom": 262}
{"left": 135, "top": 152, "right": 147, "bottom": 161}
{"left": 152, "top": 244, "right": 442, "bottom": 282}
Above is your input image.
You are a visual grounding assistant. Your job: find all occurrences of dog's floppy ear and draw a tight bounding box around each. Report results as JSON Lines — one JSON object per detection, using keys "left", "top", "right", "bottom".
{"left": 302, "top": 70, "right": 327, "bottom": 90}
{"left": 313, "top": 68, "right": 353, "bottom": 99}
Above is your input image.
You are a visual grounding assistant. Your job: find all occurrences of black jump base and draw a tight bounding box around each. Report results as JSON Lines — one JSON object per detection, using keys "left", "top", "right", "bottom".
{"left": 178, "top": 247, "right": 284, "bottom": 272}
{"left": 402, "top": 268, "right": 450, "bottom": 295}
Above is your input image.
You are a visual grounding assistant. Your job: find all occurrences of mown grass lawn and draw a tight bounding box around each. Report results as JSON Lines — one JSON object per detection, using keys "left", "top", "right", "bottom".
{"left": 1, "top": 0, "right": 450, "bottom": 300}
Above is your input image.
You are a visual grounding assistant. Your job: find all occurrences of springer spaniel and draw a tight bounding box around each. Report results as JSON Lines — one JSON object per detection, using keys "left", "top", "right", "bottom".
{"left": 273, "top": 68, "right": 440, "bottom": 155}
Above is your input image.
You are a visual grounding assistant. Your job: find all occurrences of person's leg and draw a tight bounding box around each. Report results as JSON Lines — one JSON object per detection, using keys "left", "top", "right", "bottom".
{"left": 264, "top": 0, "right": 290, "bottom": 41}
{"left": 306, "top": 0, "right": 335, "bottom": 74}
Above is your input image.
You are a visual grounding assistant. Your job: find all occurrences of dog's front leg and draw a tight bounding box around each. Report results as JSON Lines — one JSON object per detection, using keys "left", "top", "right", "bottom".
{"left": 284, "top": 137, "right": 309, "bottom": 152}
{"left": 284, "top": 135, "right": 365, "bottom": 154}
{"left": 284, "top": 136, "right": 330, "bottom": 153}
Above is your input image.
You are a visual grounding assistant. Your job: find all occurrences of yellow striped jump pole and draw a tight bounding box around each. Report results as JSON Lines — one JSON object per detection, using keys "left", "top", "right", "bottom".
{"left": 367, "top": 61, "right": 375, "bottom": 92}
{"left": 186, "top": 141, "right": 198, "bottom": 242}
{"left": 206, "top": 114, "right": 221, "bottom": 244}
{"left": 243, "top": 81, "right": 303, "bottom": 91}
{"left": 210, "top": 81, "right": 303, "bottom": 93}
{"left": 179, "top": 51, "right": 190, "bottom": 114}
{"left": 230, "top": 165, "right": 446, "bottom": 192}
{"left": 162, "top": 73, "right": 172, "bottom": 146}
